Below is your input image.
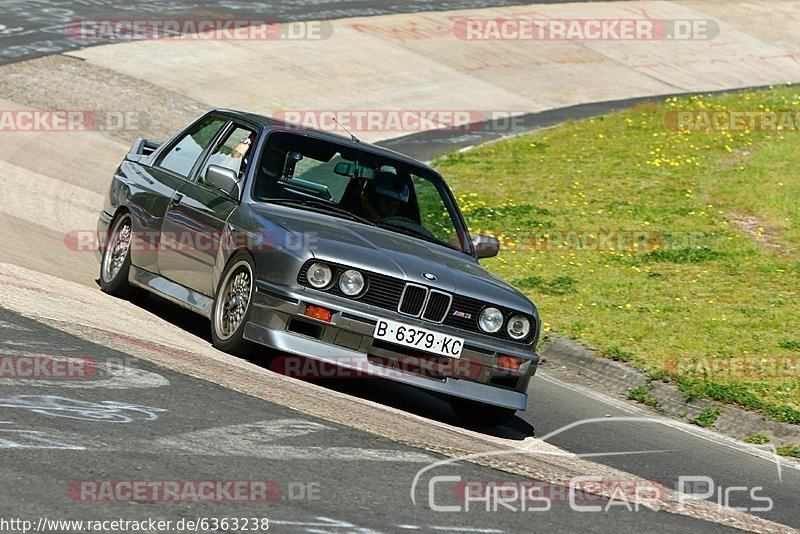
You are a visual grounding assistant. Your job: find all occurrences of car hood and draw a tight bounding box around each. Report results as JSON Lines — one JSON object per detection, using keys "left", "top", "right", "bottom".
{"left": 250, "top": 203, "right": 535, "bottom": 314}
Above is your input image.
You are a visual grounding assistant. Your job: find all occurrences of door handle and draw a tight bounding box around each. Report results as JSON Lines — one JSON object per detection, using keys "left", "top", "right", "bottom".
{"left": 170, "top": 193, "right": 184, "bottom": 207}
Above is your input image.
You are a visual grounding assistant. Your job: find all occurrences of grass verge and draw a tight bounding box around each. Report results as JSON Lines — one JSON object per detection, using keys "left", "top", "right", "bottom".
{"left": 434, "top": 86, "right": 800, "bottom": 423}
{"left": 627, "top": 384, "right": 660, "bottom": 408}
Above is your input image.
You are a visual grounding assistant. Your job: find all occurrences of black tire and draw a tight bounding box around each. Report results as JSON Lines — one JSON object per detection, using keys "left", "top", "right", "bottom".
{"left": 450, "top": 398, "right": 516, "bottom": 427}
{"left": 99, "top": 213, "right": 139, "bottom": 298}
{"left": 211, "top": 252, "right": 257, "bottom": 354}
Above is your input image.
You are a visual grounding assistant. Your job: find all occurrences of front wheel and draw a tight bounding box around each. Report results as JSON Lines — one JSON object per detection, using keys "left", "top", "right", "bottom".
{"left": 211, "top": 253, "right": 256, "bottom": 354}
{"left": 99, "top": 213, "right": 138, "bottom": 298}
{"left": 450, "top": 398, "right": 516, "bottom": 427}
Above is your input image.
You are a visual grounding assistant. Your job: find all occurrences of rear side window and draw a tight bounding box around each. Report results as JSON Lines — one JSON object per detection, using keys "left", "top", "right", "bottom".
{"left": 159, "top": 117, "right": 226, "bottom": 177}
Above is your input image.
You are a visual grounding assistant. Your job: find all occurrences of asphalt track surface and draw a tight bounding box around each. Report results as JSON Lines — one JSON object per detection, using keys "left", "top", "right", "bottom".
{"left": 377, "top": 87, "right": 780, "bottom": 163}
{"left": 89, "top": 273, "right": 800, "bottom": 531}
{"left": 0, "top": 0, "right": 608, "bottom": 66}
{"left": 1, "top": 1, "right": 799, "bottom": 532}
{"left": 0, "top": 307, "right": 744, "bottom": 534}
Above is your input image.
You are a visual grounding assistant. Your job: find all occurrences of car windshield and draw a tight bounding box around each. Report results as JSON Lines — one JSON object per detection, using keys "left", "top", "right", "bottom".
{"left": 252, "top": 131, "right": 471, "bottom": 253}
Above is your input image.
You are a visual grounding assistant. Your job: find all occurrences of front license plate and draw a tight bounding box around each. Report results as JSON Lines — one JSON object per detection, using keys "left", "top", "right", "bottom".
{"left": 373, "top": 319, "right": 464, "bottom": 358}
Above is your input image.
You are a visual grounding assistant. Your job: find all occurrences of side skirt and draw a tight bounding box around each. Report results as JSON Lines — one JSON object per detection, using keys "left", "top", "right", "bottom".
{"left": 129, "top": 266, "right": 213, "bottom": 318}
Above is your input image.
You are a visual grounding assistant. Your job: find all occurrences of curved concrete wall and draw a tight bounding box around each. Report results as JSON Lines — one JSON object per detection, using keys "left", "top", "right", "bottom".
{"left": 0, "top": 0, "right": 798, "bottom": 285}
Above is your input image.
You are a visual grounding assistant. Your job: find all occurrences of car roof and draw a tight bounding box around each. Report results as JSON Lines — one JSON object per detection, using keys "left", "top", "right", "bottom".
{"left": 214, "top": 108, "right": 435, "bottom": 172}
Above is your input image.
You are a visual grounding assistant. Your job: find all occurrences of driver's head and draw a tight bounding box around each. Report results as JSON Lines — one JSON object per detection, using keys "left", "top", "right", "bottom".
{"left": 367, "top": 171, "right": 409, "bottom": 219}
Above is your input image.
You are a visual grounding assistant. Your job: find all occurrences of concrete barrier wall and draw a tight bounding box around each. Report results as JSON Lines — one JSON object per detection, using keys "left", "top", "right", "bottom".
{"left": 0, "top": 0, "right": 798, "bottom": 285}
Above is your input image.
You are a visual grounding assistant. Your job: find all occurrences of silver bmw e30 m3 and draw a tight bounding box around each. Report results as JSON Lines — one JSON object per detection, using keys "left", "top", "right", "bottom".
{"left": 96, "top": 109, "right": 541, "bottom": 426}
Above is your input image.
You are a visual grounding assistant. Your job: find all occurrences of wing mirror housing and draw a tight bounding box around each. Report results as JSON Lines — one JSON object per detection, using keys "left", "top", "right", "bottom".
{"left": 473, "top": 234, "right": 500, "bottom": 259}
{"left": 205, "top": 165, "right": 241, "bottom": 200}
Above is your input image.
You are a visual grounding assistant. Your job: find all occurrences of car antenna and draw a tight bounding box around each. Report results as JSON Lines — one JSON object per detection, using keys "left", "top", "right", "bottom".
{"left": 331, "top": 116, "right": 360, "bottom": 143}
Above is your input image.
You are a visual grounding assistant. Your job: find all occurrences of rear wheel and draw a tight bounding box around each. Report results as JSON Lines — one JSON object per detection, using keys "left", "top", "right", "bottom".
{"left": 450, "top": 398, "right": 516, "bottom": 427}
{"left": 99, "top": 213, "right": 138, "bottom": 298}
{"left": 211, "top": 253, "right": 256, "bottom": 354}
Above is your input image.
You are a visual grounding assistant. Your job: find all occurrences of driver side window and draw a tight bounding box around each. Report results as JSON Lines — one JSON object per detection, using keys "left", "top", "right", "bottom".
{"left": 198, "top": 125, "right": 257, "bottom": 183}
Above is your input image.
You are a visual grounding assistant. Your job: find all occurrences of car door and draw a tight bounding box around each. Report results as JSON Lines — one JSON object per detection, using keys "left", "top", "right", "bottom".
{"left": 141, "top": 115, "right": 227, "bottom": 273}
{"left": 158, "top": 122, "right": 257, "bottom": 296}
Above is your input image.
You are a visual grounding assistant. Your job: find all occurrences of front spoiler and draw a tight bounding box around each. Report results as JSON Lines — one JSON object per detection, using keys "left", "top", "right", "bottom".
{"left": 244, "top": 321, "right": 528, "bottom": 410}
{"left": 245, "top": 282, "right": 535, "bottom": 411}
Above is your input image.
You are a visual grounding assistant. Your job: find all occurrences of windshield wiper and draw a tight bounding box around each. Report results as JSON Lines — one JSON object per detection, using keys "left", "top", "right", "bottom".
{"left": 266, "top": 198, "right": 376, "bottom": 226}
{"left": 376, "top": 220, "right": 459, "bottom": 251}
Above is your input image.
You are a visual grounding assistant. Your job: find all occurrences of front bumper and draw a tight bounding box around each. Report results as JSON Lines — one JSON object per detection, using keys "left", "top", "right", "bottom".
{"left": 244, "top": 280, "right": 539, "bottom": 411}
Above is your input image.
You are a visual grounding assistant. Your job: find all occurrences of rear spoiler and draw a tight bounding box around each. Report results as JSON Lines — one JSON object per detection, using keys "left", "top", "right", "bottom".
{"left": 126, "top": 138, "right": 161, "bottom": 163}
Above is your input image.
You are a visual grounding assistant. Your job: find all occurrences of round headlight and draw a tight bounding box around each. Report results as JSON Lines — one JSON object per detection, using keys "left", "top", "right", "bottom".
{"left": 307, "top": 262, "right": 332, "bottom": 288}
{"left": 478, "top": 307, "right": 504, "bottom": 333}
{"left": 339, "top": 269, "right": 365, "bottom": 296}
{"left": 507, "top": 314, "right": 531, "bottom": 340}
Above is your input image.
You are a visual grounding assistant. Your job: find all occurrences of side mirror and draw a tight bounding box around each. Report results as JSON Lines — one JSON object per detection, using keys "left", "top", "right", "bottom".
{"left": 205, "top": 165, "right": 241, "bottom": 200}
{"left": 473, "top": 234, "right": 500, "bottom": 259}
